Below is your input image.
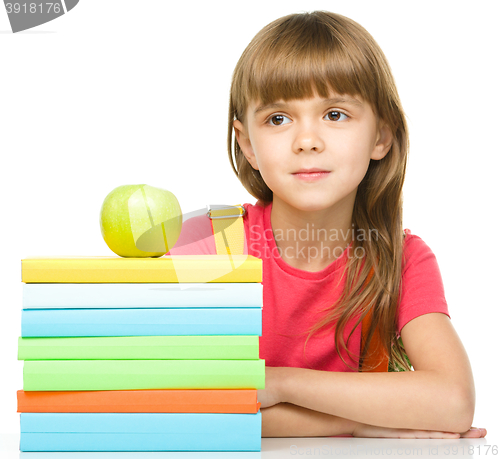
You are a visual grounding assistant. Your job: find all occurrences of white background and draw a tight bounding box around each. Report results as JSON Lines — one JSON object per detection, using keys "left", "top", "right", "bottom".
{"left": 1, "top": 0, "right": 499, "bottom": 438}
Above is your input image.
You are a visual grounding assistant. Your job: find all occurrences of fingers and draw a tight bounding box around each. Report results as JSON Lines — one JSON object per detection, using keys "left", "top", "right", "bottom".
{"left": 394, "top": 430, "right": 460, "bottom": 439}
{"left": 460, "top": 428, "right": 487, "bottom": 438}
{"left": 357, "top": 426, "right": 461, "bottom": 439}
{"left": 388, "top": 426, "right": 488, "bottom": 439}
{"left": 353, "top": 423, "right": 487, "bottom": 439}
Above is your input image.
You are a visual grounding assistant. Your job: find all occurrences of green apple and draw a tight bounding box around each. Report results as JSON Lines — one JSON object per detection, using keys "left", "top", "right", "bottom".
{"left": 100, "top": 184, "right": 182, "bottom": 257}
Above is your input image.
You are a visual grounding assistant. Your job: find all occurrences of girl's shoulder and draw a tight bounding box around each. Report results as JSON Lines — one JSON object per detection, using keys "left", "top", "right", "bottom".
{"left": 398, "top": 228, "right": 449, "bottom": 333}
{"left": 243, "top": 200, "right": 270, "bottom": 224}
{"left": 401, "top": 228, "right": 439, "bottom": 271}
{"left": 243, "top": 200, "right": 269, "bottom": 215}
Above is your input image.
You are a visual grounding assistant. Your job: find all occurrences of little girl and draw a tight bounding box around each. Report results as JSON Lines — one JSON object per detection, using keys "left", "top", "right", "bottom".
{"left": 170, "top": 11, "right": 486, "bottom": 439}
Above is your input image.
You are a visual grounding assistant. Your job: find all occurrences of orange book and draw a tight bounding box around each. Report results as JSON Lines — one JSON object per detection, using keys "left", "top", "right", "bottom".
{"left": 17, "top": 389, "right": 260, "bottom": 414}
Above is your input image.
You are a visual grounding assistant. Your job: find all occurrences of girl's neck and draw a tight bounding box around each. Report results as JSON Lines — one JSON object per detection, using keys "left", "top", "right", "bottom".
{"left": 269, "top": 196, "right": 355, "bottom": 272}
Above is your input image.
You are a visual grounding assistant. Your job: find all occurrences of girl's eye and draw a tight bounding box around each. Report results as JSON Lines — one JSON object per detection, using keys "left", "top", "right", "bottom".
{"left": 324, "top": 111, "right": 348, "bottom": 122}
{"left": 268, "top": 114, "right": 291, "bottom": 126}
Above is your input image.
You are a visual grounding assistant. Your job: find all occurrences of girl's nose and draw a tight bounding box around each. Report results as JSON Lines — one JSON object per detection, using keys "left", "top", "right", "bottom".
{"left": 292, "top": 128, "right": 325, "bottom": 154}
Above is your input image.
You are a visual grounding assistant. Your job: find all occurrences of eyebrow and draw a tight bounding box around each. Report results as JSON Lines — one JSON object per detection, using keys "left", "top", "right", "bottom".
{"left": 254, "top": 96, "right": 364, "bottom": 115}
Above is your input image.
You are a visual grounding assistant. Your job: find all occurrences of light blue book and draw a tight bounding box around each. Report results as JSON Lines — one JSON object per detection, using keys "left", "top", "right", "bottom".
{"left": 19, "top": 453, "right": 261, "bottom": 459}
{"left": 20, "top": 412, "right": 261, "bottom": 452}
{"left": 22, "top": 283, "right": 263, "bottom": 309}
{"left": 21, "top": 308, "right": 262, "bottom": 337}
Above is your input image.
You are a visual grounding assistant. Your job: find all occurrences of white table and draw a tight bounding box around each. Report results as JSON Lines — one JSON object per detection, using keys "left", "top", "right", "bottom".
{"left": 1, "top": 433, "right": 497, "bottom": 458}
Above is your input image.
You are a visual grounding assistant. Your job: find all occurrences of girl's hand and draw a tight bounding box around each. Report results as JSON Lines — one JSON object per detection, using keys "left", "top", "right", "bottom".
{"left": 257, "top": 366, "right": 287, "bottom": 409}
{"left": 352, "top": 423, "right": 487, "bottom": 439}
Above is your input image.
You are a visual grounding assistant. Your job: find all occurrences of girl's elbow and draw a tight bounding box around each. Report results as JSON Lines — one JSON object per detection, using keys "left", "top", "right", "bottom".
{"left": 449, "top": 384, "right": 475, "bottom": 433}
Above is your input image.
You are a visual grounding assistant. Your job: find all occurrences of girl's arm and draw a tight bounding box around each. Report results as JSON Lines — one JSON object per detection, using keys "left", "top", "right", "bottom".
{"left": 262, "top": 403, "right": 485, "bottom": 438}
{"left": 262, "top": 403, "right": 356, "bottom": 437}
{"left": 262, "top": 313, "right": 476, "bottom": 433}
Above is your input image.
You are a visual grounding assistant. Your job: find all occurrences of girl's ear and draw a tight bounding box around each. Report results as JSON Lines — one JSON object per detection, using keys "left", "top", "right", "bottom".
{"left": 233, "top": 120, "right": 259, "bottom": 170}
{"left": 371, "top": 122, "right": 394, "bottom": 161}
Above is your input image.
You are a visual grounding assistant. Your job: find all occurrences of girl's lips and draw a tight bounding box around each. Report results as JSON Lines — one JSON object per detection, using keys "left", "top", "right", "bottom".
{"left": 292, "top": 171, "right": 330, "bottom": 181}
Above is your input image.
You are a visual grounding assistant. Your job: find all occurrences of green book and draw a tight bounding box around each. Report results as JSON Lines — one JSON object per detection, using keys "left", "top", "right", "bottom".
{"left": 18, "top": 336, "right": 259, "bottom": 360}
{"left": 23, "top": 360, "right": 265, "bottom": 391}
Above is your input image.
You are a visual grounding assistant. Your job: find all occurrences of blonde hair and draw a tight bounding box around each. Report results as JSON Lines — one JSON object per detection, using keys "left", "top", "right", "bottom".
{"left": 228, "top": 11, "right": 410, "bottom": 371}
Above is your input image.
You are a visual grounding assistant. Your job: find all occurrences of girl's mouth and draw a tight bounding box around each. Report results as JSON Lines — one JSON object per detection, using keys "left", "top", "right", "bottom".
{"left": 292, "top": 171, "right": 331, "bottom": 181}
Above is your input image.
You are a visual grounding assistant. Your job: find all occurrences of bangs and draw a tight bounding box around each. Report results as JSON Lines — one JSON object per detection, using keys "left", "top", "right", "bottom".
{"left": 234, "top": 13, "right": 379, "bottom": 117}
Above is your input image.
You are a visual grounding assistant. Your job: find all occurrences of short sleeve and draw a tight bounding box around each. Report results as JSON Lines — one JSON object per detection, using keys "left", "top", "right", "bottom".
{"left": 166, "top": 214, "right": 216, "bottom": 255}
{"left": 397, "top": 229, "right": 450, "bottom": 334}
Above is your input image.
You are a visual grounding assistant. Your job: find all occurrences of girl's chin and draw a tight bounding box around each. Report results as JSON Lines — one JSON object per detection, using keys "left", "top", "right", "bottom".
{"left": 276, "top": 196, "right": 339, "bottom": 213}
{"left": 272, "top": 186, "right": 356, "bottom": 214}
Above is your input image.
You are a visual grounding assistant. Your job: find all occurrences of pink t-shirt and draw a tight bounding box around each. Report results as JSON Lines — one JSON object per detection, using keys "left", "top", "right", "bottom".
{"left": 168, "top": 201, "right": 450, "bottom": 372}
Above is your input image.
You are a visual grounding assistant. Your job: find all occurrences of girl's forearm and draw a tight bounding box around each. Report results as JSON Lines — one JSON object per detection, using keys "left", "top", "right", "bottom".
{"left": 279, "top": 368, "right": 473, "bottom": 433}
{"left": 262, "top": 403, "right": 356, "bottom": 437}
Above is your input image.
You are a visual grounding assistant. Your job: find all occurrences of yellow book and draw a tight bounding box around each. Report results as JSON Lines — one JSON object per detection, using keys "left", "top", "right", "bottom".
{"left": 21, "top": 255, "right": 262, "bottom": 283}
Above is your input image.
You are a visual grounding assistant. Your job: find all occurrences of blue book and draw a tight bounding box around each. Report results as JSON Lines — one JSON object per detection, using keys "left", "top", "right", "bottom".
{"left": 23, "top": 283, "right": 263, "bottom": 309}
{"left": 18, "top": 453, "right": 260, "bottom": 458}
{"left": 21, "top": 308, "right": 262, "bottom": 337}
{"left": 20, "top": 412, "right": 261, "bottom": 451}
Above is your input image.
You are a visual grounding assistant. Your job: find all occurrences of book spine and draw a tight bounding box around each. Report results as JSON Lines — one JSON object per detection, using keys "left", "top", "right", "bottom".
{"left": 17, "top": 389, "right": 260, "bottom": 414}
{"left": 21, "top": 256, "right": 263, "bottom": 283}
{"left": 21, "top": 308, "right": 262, "bottom": 337}
{"left": 20, "top": 412, "right": 262, "bottom": 452}
{"left": 18, "top": 336, "right": 259, "bottom": 360}
{"left": 23, "top": 360, "right": 266, "bottom": 391}
{"left": 23, "top": 283, "right": 264, "bottom": 308}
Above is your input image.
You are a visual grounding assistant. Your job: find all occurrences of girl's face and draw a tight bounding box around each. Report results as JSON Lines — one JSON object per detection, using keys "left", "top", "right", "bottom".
{"left": 233, "top": 92, "right": 393, "bottom": 215}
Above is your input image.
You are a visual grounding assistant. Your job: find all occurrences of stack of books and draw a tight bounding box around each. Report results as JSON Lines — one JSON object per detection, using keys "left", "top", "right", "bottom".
{"left": 17, "top": 255, "right": 265, "bottom": 452}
